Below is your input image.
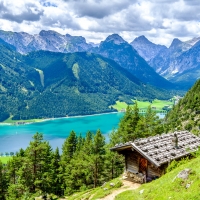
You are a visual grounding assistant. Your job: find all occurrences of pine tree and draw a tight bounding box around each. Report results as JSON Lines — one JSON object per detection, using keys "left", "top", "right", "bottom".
{"left": 115, "top": 102, "right": 141, "bottom": 142}
{"left": 22, "top": 133, "right": 53, "bottom": 194}
{"left": 76, "top": 134, "right": 84, "bottom": 152}
{"left": 103, "top": 146, "right": 124, "bottom": 180}
{"left": 62, "top": 130, "right": 77, "bottom": 163}
{"left": 50, "top": 147, "right": 62, "bottom": 195}
{"left": 92, "top": 129, "right": 105, "bottom": 188}
{"left": 0, "top": 161, "right": 7, "bottom": 200}
{"left": 136, "top": 105, "right": 163, "bottom": 138}
{"left": 82, "top": 131, "right": 93, "bottom": 155}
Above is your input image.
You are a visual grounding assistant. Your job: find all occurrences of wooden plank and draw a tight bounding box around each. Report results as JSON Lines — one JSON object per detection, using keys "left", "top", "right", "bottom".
{"left": 126, "top": 151, "right": 139, "bottom": 173}
{"left": 147, "top": 165, "right": 161, "bottom": 178}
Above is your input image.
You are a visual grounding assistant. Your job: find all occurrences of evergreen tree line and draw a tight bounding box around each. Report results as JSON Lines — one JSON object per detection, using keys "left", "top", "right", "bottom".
{"left": 0, "top": 102, "right": 164, "bottom": 199}
{"left": 165, "top": 80, "right": 200, "bottom": 134}
{"left": 0, "top": 131, "right": 124, "bottom": 199}
{"left": 110, "top": 102, "right": 164, "bottom": 144}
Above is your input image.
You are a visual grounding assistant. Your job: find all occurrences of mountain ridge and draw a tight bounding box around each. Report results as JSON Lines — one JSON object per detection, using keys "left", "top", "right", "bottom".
{"left": 130, "top": 35, "right": 167, "bottom": 61}
{"left": 131, "top": 34, "right": 200, "bottom": 88}
{"left": 0, "top": 30, "right": 93, "bottom": 54}
{"left": 0, "top": 41, "right": 176, "bottom": 121}
{"left": 92, "top": 34, "right": 175, "bottom": 90}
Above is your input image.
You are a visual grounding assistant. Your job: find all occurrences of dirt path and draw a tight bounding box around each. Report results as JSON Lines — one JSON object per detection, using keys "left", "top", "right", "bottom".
{"left": 99, "top": 180, "right": 141, "bottom": 200}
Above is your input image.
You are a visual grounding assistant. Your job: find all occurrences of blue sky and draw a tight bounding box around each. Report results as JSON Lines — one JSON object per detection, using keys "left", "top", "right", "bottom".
{"left": 0, "top": 0, "right": 200, "bottom": 46}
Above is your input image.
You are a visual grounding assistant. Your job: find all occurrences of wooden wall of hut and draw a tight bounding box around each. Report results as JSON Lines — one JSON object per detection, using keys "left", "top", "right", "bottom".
{"left": 125, "top": 150, "right": 139, "bottom": 173}
{"left": 124, "top": 149, "right": 164, "bottom": 180}
{"left": 147, "top": 162, "right": 161, "bottom": 178}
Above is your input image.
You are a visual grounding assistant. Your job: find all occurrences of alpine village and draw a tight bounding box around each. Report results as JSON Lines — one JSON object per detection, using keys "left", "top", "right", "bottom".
{"left": 1, "top": 5, "right": 200, "bottom": 200}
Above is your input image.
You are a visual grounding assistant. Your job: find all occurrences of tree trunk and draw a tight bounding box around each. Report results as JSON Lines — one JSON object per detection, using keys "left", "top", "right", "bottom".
{"left": 94, "top": 158, "right": 98, "bottom": 188}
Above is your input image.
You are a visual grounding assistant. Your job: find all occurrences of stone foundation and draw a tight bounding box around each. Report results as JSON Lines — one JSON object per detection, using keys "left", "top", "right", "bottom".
{"left": 123, "top": 171, "right": 144, "bottom": 183}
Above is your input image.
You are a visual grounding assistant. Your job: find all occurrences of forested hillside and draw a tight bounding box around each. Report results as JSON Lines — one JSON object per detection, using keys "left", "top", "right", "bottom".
{"left": 0, "top": 131, "right": 124, "bottom": 199}
{"left": 0, "top": 39, "right": 42, "bottom": 121}
{"left": 92, "top": 34, "right": 175, "bottom": 89}
{"left": 0, "top": 102, "right": 163, "bottom": 199}
{"left": 165, "top": 79, "right": 200, "bottom": 134}
{"left": 0, "top": 40, "right": 179, "bottom": 121}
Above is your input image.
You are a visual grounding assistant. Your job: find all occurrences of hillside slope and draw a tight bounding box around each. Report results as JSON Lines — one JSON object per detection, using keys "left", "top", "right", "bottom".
{"left": 63, "top": 154, "right": 200, "bottom": 200}
{"left": 165, "top": 79, "right": 200, "bottom": 134}
{"left": 115, "top": 155, "right": 200, "bottom": 200}
{"left": 0, "top": 39, "right": 42, "bottom": 121}
{"left": 91, "top": 34, "right": 175, "bottom": 89}
{"left": 0, "top": 41, "right": 175, "bottom": 121}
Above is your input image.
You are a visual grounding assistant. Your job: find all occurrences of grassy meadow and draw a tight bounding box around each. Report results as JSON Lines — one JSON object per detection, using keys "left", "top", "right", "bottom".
{"left": 0, "top": 156, "right": 12, "bottom": 164}
{"left": 115, "top": 155, "right": 200, "bottom": 200}
{"left": 61, "top": 155, "right": 200, "bottom": 200}
{"left": 111, "top": 99, "right": 174, "bottom": 113}
{"left": 2, "top": 116, "right": 44, "bottom": 124}
{"left": 64, "top": 177, "right": 122, "bottom": 200}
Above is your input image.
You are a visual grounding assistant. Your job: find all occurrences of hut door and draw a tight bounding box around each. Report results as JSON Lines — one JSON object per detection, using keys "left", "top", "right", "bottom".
{"left": 139, "top": 157, "right": 147, "bottom": 173}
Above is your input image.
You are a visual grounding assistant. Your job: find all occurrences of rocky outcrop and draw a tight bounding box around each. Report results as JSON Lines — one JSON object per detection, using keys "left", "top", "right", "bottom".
{"left": 91, "top": 34, "right": 174, "bottom": 89}
{"left": 130, "top": 35, "right": 167, "bottom": 62}
{"left": 0, "top": 30, "right": 93, "bottom": 54}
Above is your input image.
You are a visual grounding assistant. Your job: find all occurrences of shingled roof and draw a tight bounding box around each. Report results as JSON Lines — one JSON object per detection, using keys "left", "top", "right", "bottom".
{"left": 111, "top": 131, "right": 200, "bottom": 167}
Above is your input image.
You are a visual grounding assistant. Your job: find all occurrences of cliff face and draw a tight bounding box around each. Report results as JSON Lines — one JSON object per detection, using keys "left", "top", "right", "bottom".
{"left": 130, "top": 35, "right": 167, "bottom": 62}
{"left": 0, "top": 30, "right": 93, "bottom": 54}
{"left": 91, "top": 34, "right": 174, "bottom": 89}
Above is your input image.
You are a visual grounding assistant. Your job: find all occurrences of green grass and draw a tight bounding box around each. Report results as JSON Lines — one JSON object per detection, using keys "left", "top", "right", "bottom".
{"left": 111, "top": 99, "right": 174, "bottom": 112}
{"left": 65, "top": 177, "right": 122, "bottom": 200}
{"left": 0, "top": 156, "right": 12, "bottom": 164}
{"left": 110, "top": 101, "right": 128, "bottom": 111}
{"left": 2, "top": 116, "right": 44, "bottom": 124}
{"left": 115, "top": 156, "right": 200, "bottom": 200}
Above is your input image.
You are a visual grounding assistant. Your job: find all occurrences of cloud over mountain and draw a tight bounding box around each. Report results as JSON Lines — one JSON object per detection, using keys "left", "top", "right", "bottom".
{"left": 0, "top": 0, "right": 199, "bottom": 46}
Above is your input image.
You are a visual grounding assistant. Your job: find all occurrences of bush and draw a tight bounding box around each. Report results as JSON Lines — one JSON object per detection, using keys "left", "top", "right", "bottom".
{"left": 167, "top": 157, "right": 189, "bottom": 173}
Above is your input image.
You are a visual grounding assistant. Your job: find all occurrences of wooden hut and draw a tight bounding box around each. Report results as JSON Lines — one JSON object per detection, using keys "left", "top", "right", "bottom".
{"left": 110, "top": 131, "right": 200, "bottom": 183}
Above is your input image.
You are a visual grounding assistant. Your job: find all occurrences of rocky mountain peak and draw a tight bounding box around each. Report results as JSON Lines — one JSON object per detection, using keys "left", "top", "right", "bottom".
{"left": 66, "top": 33, "right": 86, "bottom": 43}
{"left": 130, "top": 35, "right": 167, "bottom": 62}
{"left": 39, "top": 30, "right": 61, "bottom": 37}
{"left": 169, "top": 38, "right": 183, "bottom": 49}
{"left": 132, "top": 35, "right": 151, "bottom": 44}
{"left": 0, "top": 30, "right": 92, "bottom": 54}
{"left": 186, "top": 37, "right": 200, "bottom": 46}
{"left": 88, "top": 42, "right": 99, "bottom": 47}
{"left": 104, "top": 34, "right": 127, "bottom": 45}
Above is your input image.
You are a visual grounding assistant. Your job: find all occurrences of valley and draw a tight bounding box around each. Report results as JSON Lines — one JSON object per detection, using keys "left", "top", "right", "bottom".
{"left": 110, "top": 99, "right": 174, "bottom": 113}
{"left": 0, "top": 36, "right": 183, "bottom": 122}
{"left": 0, "top": 28, "right": 200, "bottom": 200}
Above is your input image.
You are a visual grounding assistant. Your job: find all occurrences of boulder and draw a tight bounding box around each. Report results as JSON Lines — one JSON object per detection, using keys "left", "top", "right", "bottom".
{"left": 173, "top": 168, "right": 191, "bottom": 182}
{"left": 177, "top": 169, "right": 191, "bottom": 180}
{"left": 110, "top": 183, "right": 115, "bottom": 187}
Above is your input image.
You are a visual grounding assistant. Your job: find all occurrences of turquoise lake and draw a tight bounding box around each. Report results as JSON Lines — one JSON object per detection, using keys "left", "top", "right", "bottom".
{"left": 0, "top": 112, "right": 124, "bottom": 153}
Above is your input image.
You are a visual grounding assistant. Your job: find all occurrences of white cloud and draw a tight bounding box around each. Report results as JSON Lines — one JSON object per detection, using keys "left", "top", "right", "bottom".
{"left": 0, "top": 0, "right": 199, "bottom": 46}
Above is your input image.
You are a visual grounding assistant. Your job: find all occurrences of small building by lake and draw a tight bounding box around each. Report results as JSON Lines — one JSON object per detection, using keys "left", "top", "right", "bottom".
{"left": 111, "top": 131, "right": 200, "bottom": 183}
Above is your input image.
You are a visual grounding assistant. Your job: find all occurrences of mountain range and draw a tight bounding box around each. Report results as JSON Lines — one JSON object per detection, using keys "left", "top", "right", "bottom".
{"left": 0, "top": 38, "right": 176, "bottom": 121}
{"left": 91, "top": 34, "right": 174, "bottom": 89}
{"left": 0, "top": 30, "right": 92, "bottom": 54}
{"left": 1, "top": 29, "right": 199, "bottom": 121}
{"left": 0, "top": 30, "right": 175, "bottom": 90}
{"left": 131, "top": 35, "right": 200, "bottom": 88}
{"left": 1, "top": 30, "right": 200, "bottom": 89}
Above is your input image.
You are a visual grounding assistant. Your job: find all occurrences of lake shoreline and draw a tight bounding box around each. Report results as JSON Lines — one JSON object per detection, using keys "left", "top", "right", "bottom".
{"left": 0, "top": 111, "right": 121, "bottom": 126}
{"left": 0, "top": 112, "right": 124, "bottom": 152}
{"left": 0, "top": 110, "right": 166, "bottom": 126}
